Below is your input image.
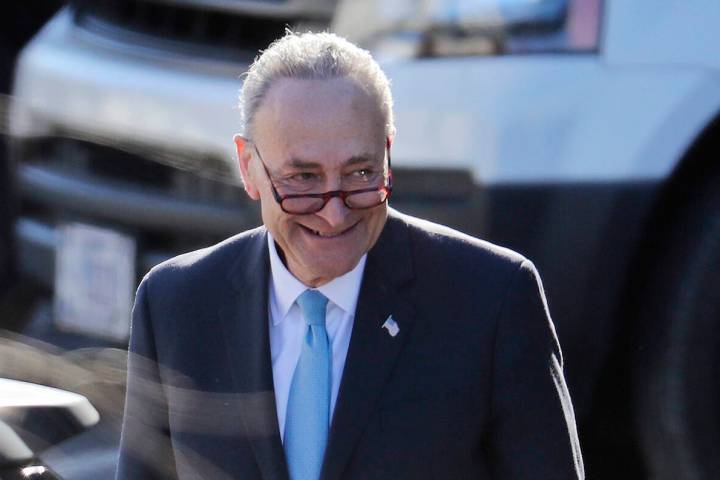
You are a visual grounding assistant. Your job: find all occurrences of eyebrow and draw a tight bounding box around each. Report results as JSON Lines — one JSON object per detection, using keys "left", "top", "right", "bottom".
{"left": 286, "top": 154, "right": 379, "bottom": 170}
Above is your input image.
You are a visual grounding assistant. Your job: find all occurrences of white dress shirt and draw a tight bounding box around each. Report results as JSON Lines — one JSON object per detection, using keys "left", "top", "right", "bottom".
{"left": 267, "top": 233, "right": 366, "bottom": 441}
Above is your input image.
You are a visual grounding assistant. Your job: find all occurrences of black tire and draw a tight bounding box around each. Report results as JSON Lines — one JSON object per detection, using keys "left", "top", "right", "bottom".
{"left": 634, "top": 175, "right": 720, "bottom": 479}
{"left": 0, "top": 150, "right": 14, "bottom": 294}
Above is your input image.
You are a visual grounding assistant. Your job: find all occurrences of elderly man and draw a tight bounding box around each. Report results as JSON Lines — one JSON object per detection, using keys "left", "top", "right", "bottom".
{"left": 117, "top": 32, "right": 583, "bottom": 479}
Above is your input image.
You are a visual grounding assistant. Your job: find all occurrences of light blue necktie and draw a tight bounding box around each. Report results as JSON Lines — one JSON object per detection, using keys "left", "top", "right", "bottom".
{"left": 284, "top": 289, "right": 330, "bottom": 480}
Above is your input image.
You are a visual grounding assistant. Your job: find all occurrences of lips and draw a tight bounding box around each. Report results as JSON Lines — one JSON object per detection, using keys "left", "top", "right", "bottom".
{"left": 313, "top": 229, "right": 342, "bottom": 238}
{"left": 299, "top": 221, "right": 358, "bottom": 238}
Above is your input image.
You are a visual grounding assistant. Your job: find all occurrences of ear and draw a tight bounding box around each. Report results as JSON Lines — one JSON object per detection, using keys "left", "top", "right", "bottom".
{"left": 234, "top": 134, "right": 260, "bottom": 200}
{"left": 385, "top": 134, "right": 395, "bottom": 169}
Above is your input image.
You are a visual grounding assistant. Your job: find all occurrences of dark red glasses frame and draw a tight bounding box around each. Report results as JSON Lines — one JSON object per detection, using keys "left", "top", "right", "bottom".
{"left": 252, "top": 139, "right": 393, "bottom": 215}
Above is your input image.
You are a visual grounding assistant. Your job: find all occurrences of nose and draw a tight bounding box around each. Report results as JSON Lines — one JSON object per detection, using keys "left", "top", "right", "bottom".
{"left": 315, "top": 196, "right": 348, "bottom": 228}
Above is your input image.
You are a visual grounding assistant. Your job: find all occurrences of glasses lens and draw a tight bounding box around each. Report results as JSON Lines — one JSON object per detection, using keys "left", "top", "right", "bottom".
{"left": 346, "top": 189, "right": 388, "bottom": 209}
{"left": 281, "top": 197, "right": 325, "bottom": 214}
{"left": 280, "top": 187, "right": 390, "bottom": 214}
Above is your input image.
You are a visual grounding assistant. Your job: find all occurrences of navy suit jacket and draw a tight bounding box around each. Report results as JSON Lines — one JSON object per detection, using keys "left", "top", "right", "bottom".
{"left": 116, "top": 209, "right": 584, "bottom": 479}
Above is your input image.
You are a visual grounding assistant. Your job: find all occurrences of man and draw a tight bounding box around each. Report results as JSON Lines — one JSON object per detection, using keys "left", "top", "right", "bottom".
{"left": 117, "top": 32, "right": 583, "bottom": 479}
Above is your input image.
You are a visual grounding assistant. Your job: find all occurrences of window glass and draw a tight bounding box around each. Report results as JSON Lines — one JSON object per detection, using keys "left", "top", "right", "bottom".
{"left": 332, "top": 0, "right": 603, "bottom": 59}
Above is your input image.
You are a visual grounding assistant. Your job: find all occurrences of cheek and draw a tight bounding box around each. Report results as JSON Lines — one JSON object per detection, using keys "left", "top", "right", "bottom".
{"left": 259, "top": 193, "right": 283, "bottom": 222}
{"left": 365, "top": 210, "right": 387, "bottom": 245}
{"left": 266, "top": 211, "right": 303, "bottom": 246}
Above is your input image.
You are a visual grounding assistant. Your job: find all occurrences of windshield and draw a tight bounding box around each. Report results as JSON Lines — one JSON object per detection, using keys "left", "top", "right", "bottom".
{"left": 333, "top": 0, "right": 603, "bottom": 58}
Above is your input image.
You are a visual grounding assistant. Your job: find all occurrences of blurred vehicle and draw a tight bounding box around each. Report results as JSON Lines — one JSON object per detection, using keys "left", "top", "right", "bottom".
{"left": 0, "top": 1, "right": 62, "bottom": 298}
{"left": 7, "top": 0, "right": 720, "bottom": 477}
{"left": 0, "top": 378, "right": 99, "bottom": 479}
{"left": 0, "top": 138, "right": 13, "bottom": 296}
{"left": 333, "top": 0, "right": 720, "bottom": 478}
{"left": 8, "top": 0, "right": 336, "bottom": 344}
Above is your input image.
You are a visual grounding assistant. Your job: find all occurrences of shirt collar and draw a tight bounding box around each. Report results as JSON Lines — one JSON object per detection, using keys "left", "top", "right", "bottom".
{"left": 267, "top": 232, "right": 367, "bottom": 325}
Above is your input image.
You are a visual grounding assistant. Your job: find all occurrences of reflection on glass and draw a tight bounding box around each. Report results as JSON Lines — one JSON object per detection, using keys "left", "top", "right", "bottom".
{"left": 333, "top": 0, "right": 603, "bottom": 58}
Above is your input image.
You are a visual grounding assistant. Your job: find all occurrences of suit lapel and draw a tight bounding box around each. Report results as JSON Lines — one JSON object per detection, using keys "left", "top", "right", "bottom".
{"left": 219, "top": 228, "right": 289, "bottom": 480}
{"left": 322, "top": 212, "right": 416, "bottom": 480}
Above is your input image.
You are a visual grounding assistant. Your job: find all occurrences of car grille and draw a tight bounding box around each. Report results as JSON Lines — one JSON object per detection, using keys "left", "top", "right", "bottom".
{"left": 70, "top": 0, "right": 327, "bottom": 61}
{"left": 20, "top": 136, "right": 246, "bottom": 206}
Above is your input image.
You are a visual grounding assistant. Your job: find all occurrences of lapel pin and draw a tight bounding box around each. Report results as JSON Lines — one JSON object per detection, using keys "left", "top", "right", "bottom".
{"left": 382, "top": 315, "right": 400, "bottom": 337}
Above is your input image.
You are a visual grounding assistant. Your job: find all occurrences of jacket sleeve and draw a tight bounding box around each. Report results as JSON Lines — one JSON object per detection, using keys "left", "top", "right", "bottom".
{"left": 487, "top": 260, "right": 584, "bottom": 479}
{"left": 116, "top": 278, "right": 178, "bottom": 480}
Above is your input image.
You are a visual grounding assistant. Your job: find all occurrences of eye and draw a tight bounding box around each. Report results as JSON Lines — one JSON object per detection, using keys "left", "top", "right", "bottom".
{"left": 289, "top": 172, "right": 319, "bottom": 182}
{"left": 353, "top": 168, "right": 373, "bottom": 179}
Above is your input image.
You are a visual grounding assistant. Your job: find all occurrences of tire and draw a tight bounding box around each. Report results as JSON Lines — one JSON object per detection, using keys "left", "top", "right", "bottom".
{"left": 0, "top": 142, "right": 15, "bottom": 294}
{"left": 634, "top": 175, "right": 720, "bottom": 479}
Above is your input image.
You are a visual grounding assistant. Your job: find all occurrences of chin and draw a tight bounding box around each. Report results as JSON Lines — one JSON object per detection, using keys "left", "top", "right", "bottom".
{"left": 305, "top": 258, "right": 359, "bottom": 285}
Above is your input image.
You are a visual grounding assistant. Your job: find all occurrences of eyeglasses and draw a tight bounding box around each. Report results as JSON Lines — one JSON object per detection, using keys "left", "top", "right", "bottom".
{"left": 251, "top": 141, "right": 393, "bottom": 215}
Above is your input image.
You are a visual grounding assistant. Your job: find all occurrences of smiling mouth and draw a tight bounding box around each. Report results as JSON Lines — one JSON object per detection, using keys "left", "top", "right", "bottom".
{"left": 300, "top": 221, "right": 359, "bottom": 238}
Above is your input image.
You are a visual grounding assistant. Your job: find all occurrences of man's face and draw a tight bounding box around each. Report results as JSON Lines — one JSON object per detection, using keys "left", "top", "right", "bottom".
{"left": 236, "top": 77, "right": 389, "bottom": 287}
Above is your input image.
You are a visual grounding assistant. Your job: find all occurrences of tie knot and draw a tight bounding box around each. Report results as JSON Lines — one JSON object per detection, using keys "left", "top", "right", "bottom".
{"left": 296, "top": 290, "right": 328, "bottom": 326}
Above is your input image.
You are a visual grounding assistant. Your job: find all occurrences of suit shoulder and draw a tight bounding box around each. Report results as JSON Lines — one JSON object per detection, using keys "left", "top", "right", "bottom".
{"left": 142, "top": 225, "right": 265, "bottom": 290}
{"left": 390, "top": 210, "right": 528, "bottom": 271}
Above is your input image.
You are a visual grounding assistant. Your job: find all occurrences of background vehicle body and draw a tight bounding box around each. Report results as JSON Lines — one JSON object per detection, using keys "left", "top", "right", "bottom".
{"left": 335, "top": 1, "right": 719, "bottom": 477}
{"left": 7, "top": 0, "right": 720, "bottom": 477}
{"left": 0, "top": 1, "right": 62, "bottom": 298}
{"left": 9, "top": 0, "right": 335, "bottom": 344}
{"left": 0, "top": 378, "right": 99, "bottom": 480}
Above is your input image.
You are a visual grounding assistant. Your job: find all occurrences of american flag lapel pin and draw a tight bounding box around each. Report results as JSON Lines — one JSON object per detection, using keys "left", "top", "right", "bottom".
{"left": 382, "top": 315, "right": 400, "bottom": 337}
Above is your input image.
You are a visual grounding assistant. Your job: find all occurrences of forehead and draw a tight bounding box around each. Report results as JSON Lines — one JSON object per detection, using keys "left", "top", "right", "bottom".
{"left": 253, "top": 77, "right": 386, "bottom": 167}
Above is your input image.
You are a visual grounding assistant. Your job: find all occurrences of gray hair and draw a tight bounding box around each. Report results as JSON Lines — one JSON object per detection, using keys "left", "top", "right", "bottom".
{"left": 239, "top": 31, "right": 395, "bottom": 139}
